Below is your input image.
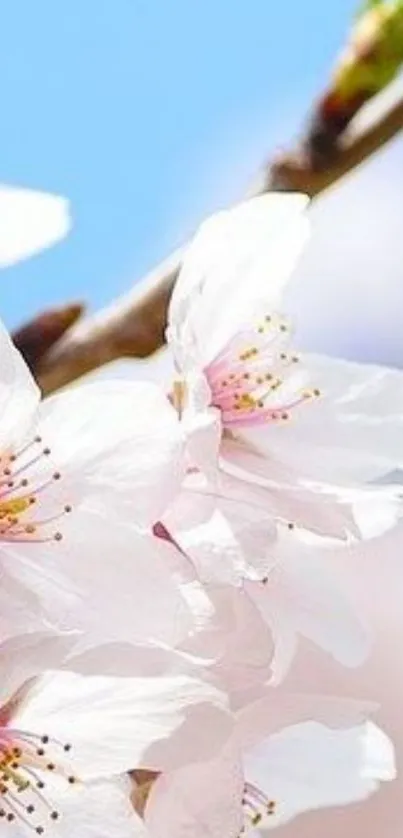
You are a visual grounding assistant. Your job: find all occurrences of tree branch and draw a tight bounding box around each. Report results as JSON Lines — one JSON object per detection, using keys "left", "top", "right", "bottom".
{"left": 17, "top": 1, "right": 403, "bottom": 393}
{"left": 35, "top": 88, "right": 403, "bottom": 395}
{"left": 265, "top": 91, "right": 403, "bottom": 195}
{"left": 12, "top": 303, "right": 84, "bottom": 374}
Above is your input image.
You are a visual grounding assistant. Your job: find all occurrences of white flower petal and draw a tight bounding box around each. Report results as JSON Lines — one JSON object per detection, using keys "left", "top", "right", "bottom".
{"left": 243, "top": 353, "right": 403, "bottom": 484}
{"left": 169, "top": 193, "right": 309, "bottom": 367}
{"left": 0, "top": 630, "right": 78, "bottom": 709}
{"left": 2, "top": 523, "right": 195, "bottom": 649}
{"left": 164, "top": 470, "right": 277, "bottom": 585}
{"left": 16, "top": 670, "right": 232, "bottom": 778}
{"left": 0, "top": 318, "right": 39, "bottom": 448}
{"left": 0, "top": 570, "right": 53, "bottom": 642}
{"left": 181, "top": 402, "right": 222, "bottom": 480}
{"left": 36, "top": 380, "right": 184, "bottom": 526}
{"left": 221, "top": 438, "right": 363, "bottom": 540}
{"left": 54, "top": 776, "right": 146, "bottom": 838}
{"left": 0, "top": 184, "right": 71, "bottom": 268}
{"left": 243, "top": 721, "right": 396, "bottom": 828}
{"left": 8, "top": 774, "right": 145, "bottom": 838}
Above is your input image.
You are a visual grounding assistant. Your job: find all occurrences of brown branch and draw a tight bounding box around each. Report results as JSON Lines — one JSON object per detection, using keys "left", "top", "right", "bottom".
{"left": 12, "top": 303, "right": 84, "bottom": 374}
{"left": 265, "top": 92, "right": 403, "bottom": 196}
{"left": 34, "top": 86, "right": 403, "bottom": 396}
{"left": 295, "top": 1, "right": 403, "bottom": 169}
{"left": 13, "top": 2, "right": 403, "bottom": 391}
{"left": 35, "top": 254, "right": 181, "bottom": 393}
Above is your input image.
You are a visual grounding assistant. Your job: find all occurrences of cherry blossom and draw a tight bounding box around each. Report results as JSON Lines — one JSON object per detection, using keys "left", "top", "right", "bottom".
{"left": 167, "top": 192, "right": 403, "bottom": 517}
{"left": 0, "top": 317, "right": 201, "bottom": 649}
{"left": 160, "top": 192, "right": 403, "bottom": 676}
{"left": 0, "top": 637, "right": 232, "bottom": 837}
{"left": 138, "top": 689, "right": 395, "bottom": 838}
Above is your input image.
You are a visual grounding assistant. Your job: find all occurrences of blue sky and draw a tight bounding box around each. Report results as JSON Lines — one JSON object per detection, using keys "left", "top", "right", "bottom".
{"left": 2, "top": 0, "right": 359, "bottom": 330}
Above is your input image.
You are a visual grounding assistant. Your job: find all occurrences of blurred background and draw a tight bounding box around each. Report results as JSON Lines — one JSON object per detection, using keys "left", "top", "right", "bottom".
{"left": 3, "top": 0, "right": 403, "bottom": 367}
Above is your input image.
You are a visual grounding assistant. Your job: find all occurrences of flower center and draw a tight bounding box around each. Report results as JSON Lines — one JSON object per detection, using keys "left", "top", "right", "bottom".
{"left": 241, "top": 781, "right": 276, "bottom": 829}
{"left": 0, "top": 726, "right": 77, "bottom": 833}
{"left": 205, "top": 314, "right": 320, "bottom": 428}
{"left": 0, "top": 436, "right": 72, "bottom": 543}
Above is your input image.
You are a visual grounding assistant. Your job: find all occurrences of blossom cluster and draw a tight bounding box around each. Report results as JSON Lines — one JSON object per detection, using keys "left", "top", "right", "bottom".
{"left": 0, "top": 185, "right": 401, "bottom": 837}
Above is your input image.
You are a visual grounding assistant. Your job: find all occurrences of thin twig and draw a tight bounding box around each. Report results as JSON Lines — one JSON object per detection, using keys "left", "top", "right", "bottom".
{"left": 265, "top": 92, "right": 403, "bottom": 195}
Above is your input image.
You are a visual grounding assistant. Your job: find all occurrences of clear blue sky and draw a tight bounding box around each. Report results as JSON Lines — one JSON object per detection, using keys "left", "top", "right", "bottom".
{"left": 1, "top": 0, "right": 359, "bottom": 330}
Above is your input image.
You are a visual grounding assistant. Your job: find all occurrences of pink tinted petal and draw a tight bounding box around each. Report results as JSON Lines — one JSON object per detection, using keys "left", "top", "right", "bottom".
{"left": 245, "top": 536, "right": 369, "bottom": 680}
{"left": 66, "top": 641, "right": 214, "bottom": 680}
{"left": 278, "top": 520, "right": 403, "bottom": 838}
{"left": 214, "top": 586, "right": 274, "bottom": 699}
{"left": 145, "top": 745, "right": 244, "bottom": 838}
{"left": 236, "top": 687, "right": 376, "bottom": 754}
{"left": 182, "top": 585, "right": 274, "bottom": 700}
